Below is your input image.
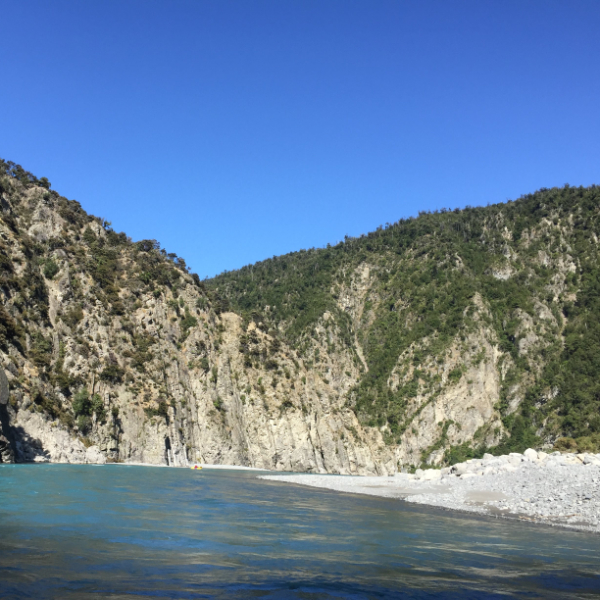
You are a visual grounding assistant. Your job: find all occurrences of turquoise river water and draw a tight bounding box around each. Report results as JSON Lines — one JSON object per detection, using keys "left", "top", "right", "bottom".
{"left": 0, "top": 464, "right": 599, "bottom": 599}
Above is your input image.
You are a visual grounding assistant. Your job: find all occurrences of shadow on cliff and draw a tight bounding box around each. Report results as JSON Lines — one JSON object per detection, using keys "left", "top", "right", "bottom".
{"left": 0, "top": 404, "right": 16, "bottom": 462}
{"left": 1, "top": 410, "right": 51, "bottom": 463}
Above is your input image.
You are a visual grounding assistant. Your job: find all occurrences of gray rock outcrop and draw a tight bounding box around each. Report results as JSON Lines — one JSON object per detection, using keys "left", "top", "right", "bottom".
{"left": 0, "top": 367, "right": 15, "bottom": 463}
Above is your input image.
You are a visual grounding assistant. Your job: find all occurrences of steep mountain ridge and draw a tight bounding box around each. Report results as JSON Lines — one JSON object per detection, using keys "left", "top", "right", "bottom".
{"left": 1, "top": 158, "right": 600, "bottom": 472}
{"left": 0, "top": 160, "right": 393, "bottom": 473}
{"left": 209, "top": 183, "right": 600, "bottom": 463}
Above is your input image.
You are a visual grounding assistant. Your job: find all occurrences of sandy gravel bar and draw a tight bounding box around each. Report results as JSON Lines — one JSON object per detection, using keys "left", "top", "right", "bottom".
{"left": 261, "top": 450, "right": 600, "bottom": 534}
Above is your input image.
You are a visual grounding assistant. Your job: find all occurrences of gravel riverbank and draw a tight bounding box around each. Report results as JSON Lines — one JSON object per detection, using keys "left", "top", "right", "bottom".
{"left": 261, "top": 450, "right": 600, "bottom": 533}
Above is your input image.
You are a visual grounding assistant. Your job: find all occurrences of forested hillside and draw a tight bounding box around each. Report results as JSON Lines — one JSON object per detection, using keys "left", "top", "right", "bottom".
{"left": 2, "top": 155, "right": 599, "bottom": 470}
{"left": 208, "top": 184, "right": 600, "bottom": 460}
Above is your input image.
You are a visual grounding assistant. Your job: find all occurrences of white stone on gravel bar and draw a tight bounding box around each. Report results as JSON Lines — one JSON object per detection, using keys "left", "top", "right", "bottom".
{"left": 260, "top": 450, "right": 600, "bottom": 534}
{"left": 523, "top": 448, "right": 538, "bottom": 461}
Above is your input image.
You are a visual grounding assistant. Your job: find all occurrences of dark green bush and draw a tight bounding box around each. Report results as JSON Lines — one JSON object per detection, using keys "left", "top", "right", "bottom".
{"left": 72, "top": 388, "right": 92, "bottom": 416}
{"left": 29, "top": 333, "right": 52, "bottom": 369}
{"left": 100, "top": 363, "right": 124, "bottom": 384}
{"left": 42, "top": 259, "right": 59, "bottom": 280}
{"left": 63, "top": 304, "right": 84, "bottom": 329}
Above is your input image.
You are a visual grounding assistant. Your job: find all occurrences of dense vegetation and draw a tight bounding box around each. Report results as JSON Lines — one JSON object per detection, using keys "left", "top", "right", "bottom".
{"left": 209, "top": 185, "right": 600, "bottom": 457}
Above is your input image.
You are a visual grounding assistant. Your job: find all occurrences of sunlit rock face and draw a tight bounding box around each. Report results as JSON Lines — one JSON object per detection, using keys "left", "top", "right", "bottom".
{"left": 2, "top": 166, "right": 600, "bottom": 471}
{"left": 0, "top": 175, "right": 394, "bottom": 474}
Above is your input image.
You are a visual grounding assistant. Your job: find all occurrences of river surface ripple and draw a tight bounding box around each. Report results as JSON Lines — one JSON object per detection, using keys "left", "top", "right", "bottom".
{"left": 0, "top": 464, "right": 599, "bottom": 599}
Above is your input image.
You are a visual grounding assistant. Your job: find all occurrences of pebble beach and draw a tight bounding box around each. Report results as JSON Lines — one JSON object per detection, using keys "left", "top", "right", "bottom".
{"left": 262, "top": 449, "right": 600, "bottom": 534}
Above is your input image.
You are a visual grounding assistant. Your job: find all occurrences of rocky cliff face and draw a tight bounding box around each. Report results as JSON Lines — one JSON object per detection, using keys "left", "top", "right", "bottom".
{"left": 2, "top": 162, "right": 600, "bottom": 472}
{"left": 0, "top": 170, "right": 394, "bottom": 473}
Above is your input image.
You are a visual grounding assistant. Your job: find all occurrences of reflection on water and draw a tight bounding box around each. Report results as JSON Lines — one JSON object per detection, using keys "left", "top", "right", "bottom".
{"left": 0, "top": 464, "right": 599, "bottom": 599}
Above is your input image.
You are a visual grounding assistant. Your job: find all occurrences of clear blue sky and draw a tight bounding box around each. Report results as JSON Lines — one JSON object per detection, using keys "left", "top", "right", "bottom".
{"left": 1, "top": 1, "right": 599, "bottom": 278}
